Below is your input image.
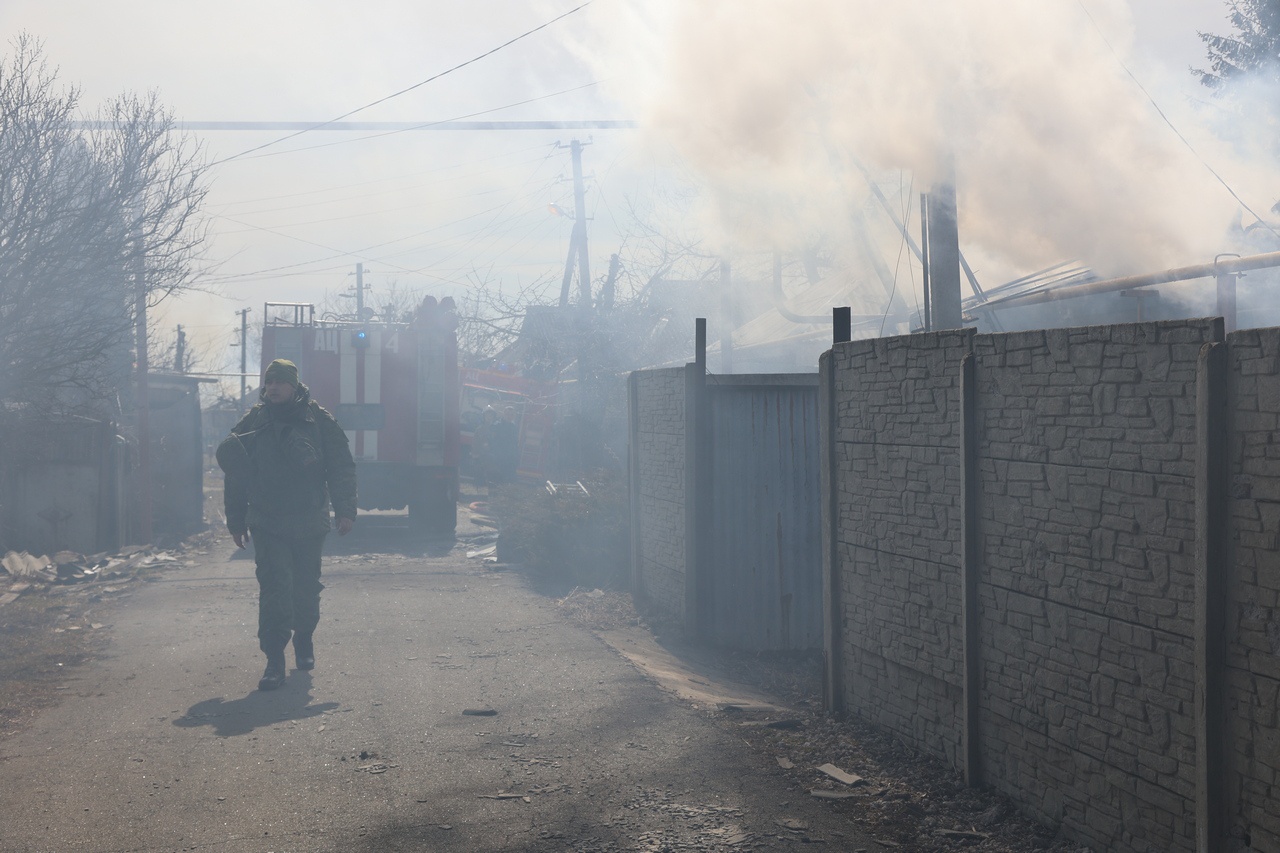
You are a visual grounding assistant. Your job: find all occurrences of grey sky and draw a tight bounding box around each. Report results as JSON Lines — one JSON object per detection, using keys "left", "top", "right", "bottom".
{"left": 0, "top": 0, "right": 1248, "bottom": 379}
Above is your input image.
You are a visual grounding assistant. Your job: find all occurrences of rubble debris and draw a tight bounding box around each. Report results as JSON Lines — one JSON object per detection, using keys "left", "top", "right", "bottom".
{"left": 1, "top": 552, "right": 54, "bottom": 582}
{"left": 462, "top": 708, "right": 497, "bottom": 716}
{"left": 477, "top": 792, "right": 529, "bottom": 801}
{"left": 816, "top": 763, "right": 865, "bottom": 786}
{"left": 0, "top": 546, "right": 183, "bottom": 593}
{"left": 935, "top": 828, "right": 990, "bottom": 841}
{"left": 809, "top": 788, "right": 861, "bottom": 800}
{"left": 556, "top": 587, "right": 642, "bottom": 630}
{"left": 0, "top": 582, "right": 32, "bottom": 606}
{"left": 356, "top": 762, "right": 395, "bottom": 774}
{"left": 742, "top": 718, "right": 803, "bottom": 730}
{"left": 776, "top": 756, "right": 795, "bottom": 769}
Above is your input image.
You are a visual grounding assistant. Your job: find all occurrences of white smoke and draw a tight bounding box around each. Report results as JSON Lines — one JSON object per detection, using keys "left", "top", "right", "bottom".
{"left": 566, "top": 0, "right": 1279, "bottom": 288}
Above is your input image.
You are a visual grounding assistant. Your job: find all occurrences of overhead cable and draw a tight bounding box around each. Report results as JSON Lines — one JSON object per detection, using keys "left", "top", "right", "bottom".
{"left": 211, "top": 0, "right": 594, "bottom": 166}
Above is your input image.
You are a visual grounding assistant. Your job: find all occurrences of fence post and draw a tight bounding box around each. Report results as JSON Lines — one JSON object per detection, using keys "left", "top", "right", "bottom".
{"left": 960, "top": 352, "right": 982, "bottom": 786}
{"left": 628, "top": 371, "right": 643, "bottom": 602}
{"left": 819, "top": 347, "right": 844, "bottom": 714}
{"left": 1195, "top": 338, "right": 1228, "bottom": 852}
{"left": 685, "top": 319, "right": 708, "bottom": 636}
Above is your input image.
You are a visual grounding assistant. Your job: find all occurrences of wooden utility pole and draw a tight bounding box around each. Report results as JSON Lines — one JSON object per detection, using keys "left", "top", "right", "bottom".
{"left": 571, "top": 139, "right": 591, "bottom": 306}
{"left": 355, "top": 262, "right": 365, "bottom": 320}
{"left": 237, "top": 307, "right": 251, "bottom": 403}
{"left": 174, "top": 324, "right": 186, "bottom": 372}
{"left": 135, "top": 253, "right": 152, "bottom": 544}
{"left": 558, "top": 139, "right": 592, "bottom": 307}
{"left": 600, "top": 253, "right": 620, "bottom": 311}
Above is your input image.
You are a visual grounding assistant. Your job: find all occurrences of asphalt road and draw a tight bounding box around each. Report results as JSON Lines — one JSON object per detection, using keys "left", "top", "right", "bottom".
{"left": 0, "top": 515, "right": 884, "bottom": 852}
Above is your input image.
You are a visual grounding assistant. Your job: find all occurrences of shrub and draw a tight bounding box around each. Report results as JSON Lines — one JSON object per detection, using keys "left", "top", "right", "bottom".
{"left": 491, "top": 472, "right": 629, "bottom": 589}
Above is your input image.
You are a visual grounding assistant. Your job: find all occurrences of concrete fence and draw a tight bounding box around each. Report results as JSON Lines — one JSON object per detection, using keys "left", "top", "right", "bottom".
{"left": 820, "top": 318, "right": 1280, "bottom": 853}
{"left": 626, "top": 317, "right": 1280, "bottom": 850}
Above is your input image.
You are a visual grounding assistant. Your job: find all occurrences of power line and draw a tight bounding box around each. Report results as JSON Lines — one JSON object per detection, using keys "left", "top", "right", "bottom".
{"left": 75, "top": 119, "right": 636, "bottom": 133}
{"left": 210, "top": 1, "right": 596, "bottom": 166}
{"left": 237, "top": 83, "right": 616, "bottom": 161}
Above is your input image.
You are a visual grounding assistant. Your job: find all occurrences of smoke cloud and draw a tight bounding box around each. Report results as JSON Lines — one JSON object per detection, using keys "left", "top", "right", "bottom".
{"left": 568, "top": 0, "right": 1280, "bottom": 290}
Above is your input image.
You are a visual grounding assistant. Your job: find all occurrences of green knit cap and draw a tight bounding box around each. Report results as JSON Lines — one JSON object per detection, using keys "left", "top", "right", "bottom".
{"left": 263, "top": 358, "right": 299, "bottom": 386}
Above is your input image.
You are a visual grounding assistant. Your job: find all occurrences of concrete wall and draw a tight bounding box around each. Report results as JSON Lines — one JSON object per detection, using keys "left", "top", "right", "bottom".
{"left": 629, "top": 367, "right": 689, "bottom": 619}
{"left": 1226, "top": 327, "right": 1280, "bottom": 851}
{"left": 824, "top": 318, "right": 1247, "bottom": 853}
{"left": 830, "top": 330, "right": 972, "bottom": 767}
{"left": 970, "top": 322, "right": 1213, "bottom": 852}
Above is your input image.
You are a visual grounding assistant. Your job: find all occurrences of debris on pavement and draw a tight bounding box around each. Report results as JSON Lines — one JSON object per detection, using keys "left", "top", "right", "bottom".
{"left": 810, "top": 788, "right": 861, "bottom": 800}
{"left": 936, "top": 828, "right": 991, "bottom": 842}
{"left": 356, "top": 762, "right": 396, "bottom": 774}
{"left": 556, "top": 587, "right": 642, "bottom": 630}
{"left": 465, "top": 543, "right": 497, "bottom": 561}
{"left": 477, "top": 792, "right": 529, "bottom": 801}
{"left": 462, "top": 707, "right": 497, "bottom": 716}
{"left": 816, "top": 763, "right": 866, "bottom": 786}
{"left": 1, "top": 551, "right": 52, "bottom": 581}
{"left": 1, "top": 546, "right": 183, "bottom": 592}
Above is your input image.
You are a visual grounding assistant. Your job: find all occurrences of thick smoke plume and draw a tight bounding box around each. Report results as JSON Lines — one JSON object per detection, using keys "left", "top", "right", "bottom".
{"left": 569, "top": 0, "right": 1280, "bottom": 290}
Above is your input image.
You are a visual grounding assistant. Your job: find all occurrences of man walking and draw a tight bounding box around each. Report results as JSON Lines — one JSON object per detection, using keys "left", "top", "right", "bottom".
{"left": 216, "top": 359, "right": 357, "bottom": 691}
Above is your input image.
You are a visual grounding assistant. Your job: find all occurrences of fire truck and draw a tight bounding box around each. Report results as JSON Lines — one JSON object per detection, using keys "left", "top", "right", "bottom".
{"left": 259, "top": 297, "right": 460, "bottom": 533}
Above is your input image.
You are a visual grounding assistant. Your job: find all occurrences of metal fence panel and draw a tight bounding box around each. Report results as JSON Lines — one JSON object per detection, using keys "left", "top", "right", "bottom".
{"left": 703, "top": 379, "right": 822, "bottom": 650}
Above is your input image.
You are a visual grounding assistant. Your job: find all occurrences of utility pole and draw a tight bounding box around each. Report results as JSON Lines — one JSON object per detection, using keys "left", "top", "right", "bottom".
{"left": 356, "top": 262, "right": 365, "bottom": 320}
{"left": 174, "top": 324, "right": 186, "bottom": 373}
{"left": 600, "top": 253, "right": 620, "bottom": 311}
{"left": 134, "top": 250, "right": 152, "bottom": 544}
{"left": 571, "top": 140, "right": 591, "bottom": 306}
{"left": 558, "top": 139, "right": 592, "bottom": 307}
{"left": 237, "top": 307, "right": 251, "bottom": 403}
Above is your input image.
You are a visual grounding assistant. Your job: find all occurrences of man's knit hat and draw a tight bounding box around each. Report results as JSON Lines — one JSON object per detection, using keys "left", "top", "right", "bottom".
{"left": 263, "top": 359, "right": 299, "bottom": 386}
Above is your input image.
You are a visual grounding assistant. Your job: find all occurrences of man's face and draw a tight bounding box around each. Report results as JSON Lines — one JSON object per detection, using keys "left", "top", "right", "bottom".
{"left": 264, "top": 379, "right": 295, "bottom": 404}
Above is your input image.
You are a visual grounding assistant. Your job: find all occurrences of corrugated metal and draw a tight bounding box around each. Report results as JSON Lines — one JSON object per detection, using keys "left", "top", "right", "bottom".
{"left": 703, "top": 380, "right": 822, "bottom": 651}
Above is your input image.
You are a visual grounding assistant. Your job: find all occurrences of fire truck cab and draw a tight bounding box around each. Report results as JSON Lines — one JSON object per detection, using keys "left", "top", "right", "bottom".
{"left": 259, "top": 298, "right": 460, "bottom": 533}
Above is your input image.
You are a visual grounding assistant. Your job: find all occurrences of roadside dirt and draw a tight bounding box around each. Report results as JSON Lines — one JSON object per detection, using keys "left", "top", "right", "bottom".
{"left": 557, "top": 589, "right": 1092, "bottom": 853}
{"left": 0, "top": 592, "right": 109, "bottom": 737}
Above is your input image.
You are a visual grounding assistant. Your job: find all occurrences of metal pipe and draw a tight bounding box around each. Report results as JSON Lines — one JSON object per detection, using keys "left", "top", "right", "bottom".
{"left": 973, "top": 250, "right": 1280, "bottom": 312}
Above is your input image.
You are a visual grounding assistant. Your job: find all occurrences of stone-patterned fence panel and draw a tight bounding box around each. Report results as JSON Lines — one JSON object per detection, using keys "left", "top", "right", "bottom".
{"left": 821, "top": 318, "right": 1280, "bottom": 853}
{"left": 628, "top": 367, "right": 691, "bottom": 620}
{"left": 1226, "top": 327, "right": 1280, "bottom": 852}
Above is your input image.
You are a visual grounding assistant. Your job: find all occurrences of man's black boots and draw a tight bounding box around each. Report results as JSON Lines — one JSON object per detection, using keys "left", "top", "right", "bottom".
{"left": 258, "top": 649, "right": 287, "bottom": 691}
{"left": 293, "top": 634, "right": 315, "bottom": 671}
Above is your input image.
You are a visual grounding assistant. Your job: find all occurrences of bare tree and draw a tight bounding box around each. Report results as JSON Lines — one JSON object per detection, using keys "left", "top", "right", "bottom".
{"left": 453, "top": 270, "right": 558, "bottom": 367}
{"left": 0, "top": 35, "right": 210, "bottom": 416}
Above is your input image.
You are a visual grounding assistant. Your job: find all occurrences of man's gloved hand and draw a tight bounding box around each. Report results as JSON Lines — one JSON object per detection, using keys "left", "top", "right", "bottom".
{"left": 231, "top": 529, "right": 250, "bottom": 549}
{"left": 336, "top": 517, "right": 354, "bottom": 536}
